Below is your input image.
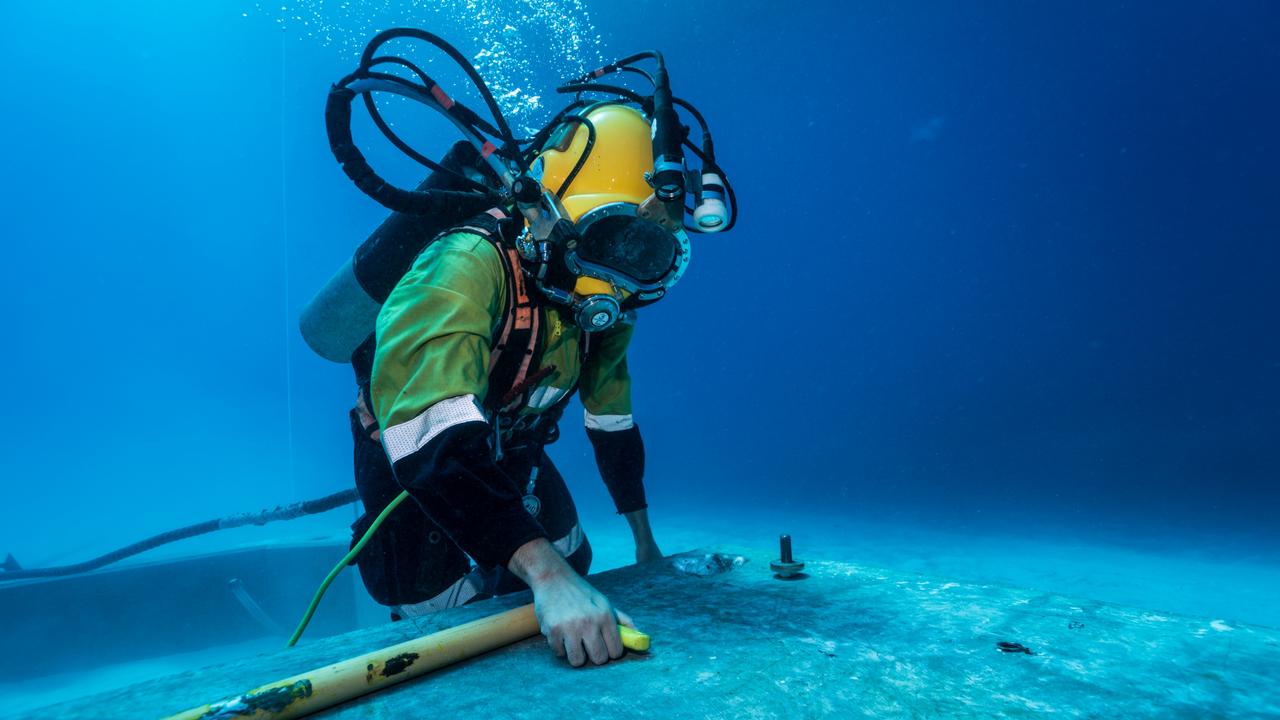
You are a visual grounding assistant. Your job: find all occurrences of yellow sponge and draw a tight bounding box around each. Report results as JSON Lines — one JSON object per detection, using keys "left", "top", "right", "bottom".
{"left": 619, "top": 625, "right": 651, "bottom": 652}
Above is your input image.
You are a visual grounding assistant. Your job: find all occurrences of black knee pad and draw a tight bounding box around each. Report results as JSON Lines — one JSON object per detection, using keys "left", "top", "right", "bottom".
{"left": 350, "top": 503, "right": 472, "bottom": 607}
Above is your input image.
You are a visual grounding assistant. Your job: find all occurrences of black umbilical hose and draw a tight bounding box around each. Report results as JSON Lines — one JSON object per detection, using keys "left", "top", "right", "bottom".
{"left": 615, "top": 64, "right": 657, "bottom": 86}
{"left": 571, "top": 50, "right": 665, "bottom": 82}
{"left": 554, "top": 115, "right": 597, "bottom": 197}
{"left": 357, "top": 27, "right": 527, "bottom": 173}
{"left": 362, "top": 99, "right": 494, "bottom": 194}
{"left": 361, "top": 54, "right": 499, "bottom": 192}
{"left": 0, "top": 489, "right": 360, "bottom": 582}
{"left": 327, "top": 29, "right": 534, "bottom": 214}
{"left": 673, "top": 96, "right": 714, "bottom": 158}
{"left": 523, "top": 99, "right": 590, "bottom": 153}
{"left": 326, "top": 77, "right": 502, "bottom": 216}
{"left": 556, "top": 82, "right": 649, "bottom": 109}
{"left": 367, "top": 54, "right": 508, "bottom": 140}
{"left": 368, "top": 54, "right": 431, "bottom": 86}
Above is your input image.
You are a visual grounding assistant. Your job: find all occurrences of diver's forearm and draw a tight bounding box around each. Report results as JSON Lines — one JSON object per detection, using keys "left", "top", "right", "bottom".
{"left": 508, "top": 537, "right": 576, "bottom": 589}
{"left": 622, "top": 508, "right": 655, "bottom": 543}
{"left": 625, "top": 508, "right": 663, "bottom": 563}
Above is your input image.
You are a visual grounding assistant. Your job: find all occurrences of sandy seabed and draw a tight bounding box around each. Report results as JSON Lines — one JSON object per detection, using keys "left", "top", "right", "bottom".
{"left": 3, "top": 505, "right": 1277, "bottom": 714}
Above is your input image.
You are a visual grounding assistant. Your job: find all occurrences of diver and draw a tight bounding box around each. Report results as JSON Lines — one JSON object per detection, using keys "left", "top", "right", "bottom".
{"left": 300, "top": 29, "right": 736, "bottom": 667}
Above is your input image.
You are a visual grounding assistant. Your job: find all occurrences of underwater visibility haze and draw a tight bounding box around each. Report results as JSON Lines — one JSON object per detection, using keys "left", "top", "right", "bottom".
{"left": 1, "top": 0, "right": 1278, "bottom": 716}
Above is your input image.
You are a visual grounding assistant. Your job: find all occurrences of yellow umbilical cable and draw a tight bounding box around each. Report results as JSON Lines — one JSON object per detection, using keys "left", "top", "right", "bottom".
{"left": 286, "top": 490, "right": 411, "bottom": 647}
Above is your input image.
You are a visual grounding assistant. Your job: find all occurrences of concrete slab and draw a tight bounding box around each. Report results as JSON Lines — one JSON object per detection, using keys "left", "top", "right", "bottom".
{"left": 20, "top": 548, "right": 1280, "bottom": 718}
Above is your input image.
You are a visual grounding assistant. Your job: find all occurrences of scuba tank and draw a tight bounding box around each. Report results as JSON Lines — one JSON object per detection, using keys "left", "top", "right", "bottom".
{"left": 299, "top": 141, "right": 500, "bottom": 362}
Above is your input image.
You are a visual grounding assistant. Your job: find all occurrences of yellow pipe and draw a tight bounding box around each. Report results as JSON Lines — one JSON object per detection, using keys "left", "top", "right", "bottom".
{"left": 165, "top": 604, "right": 649, "bottom": 720}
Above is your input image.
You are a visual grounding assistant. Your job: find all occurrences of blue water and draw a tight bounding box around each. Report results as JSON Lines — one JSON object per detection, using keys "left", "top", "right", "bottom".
{"left": 1, "top": 0, "right": 1279, "bottom": 710}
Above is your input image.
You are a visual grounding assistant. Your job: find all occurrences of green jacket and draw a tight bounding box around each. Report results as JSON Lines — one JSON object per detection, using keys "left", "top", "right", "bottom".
{"left": 365, "top": 229, "right": 647, "bottom": 570}
{"left": 371, "top": 230, "right": 636, "bottom": 432}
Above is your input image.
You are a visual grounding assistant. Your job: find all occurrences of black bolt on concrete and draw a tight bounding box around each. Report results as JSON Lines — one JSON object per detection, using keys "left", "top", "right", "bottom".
{"left": 769, "top": 534, "right": 805, "bottom": 579}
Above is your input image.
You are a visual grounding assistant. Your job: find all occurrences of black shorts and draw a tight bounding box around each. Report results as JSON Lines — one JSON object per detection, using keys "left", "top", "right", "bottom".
{"left": 348, "top": 410, "right": 592, "bottom": 610}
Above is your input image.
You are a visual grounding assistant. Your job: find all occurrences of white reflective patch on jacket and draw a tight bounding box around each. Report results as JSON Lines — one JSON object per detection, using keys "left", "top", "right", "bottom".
{"left": 584, "top": 411, "right": 635, "bottom": 432}
{"left": 552, "top": 523, "right": 585, "bottom": 557}
{"left": 381, "top": 394, "right": 486, "bottom": 463}
{"left": 526, "top": 385, "right": 572, "bottom": 410}
{"left": 395, "top": 570, "right": 483, "bottom": 617}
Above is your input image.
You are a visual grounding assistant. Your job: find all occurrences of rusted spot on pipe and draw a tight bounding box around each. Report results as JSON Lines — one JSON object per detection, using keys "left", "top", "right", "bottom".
{"left": 199, "top": 680, "right": 313, "bottom": 719}
{"left": 380, "top": 652, "right": 420, "bottom": 677}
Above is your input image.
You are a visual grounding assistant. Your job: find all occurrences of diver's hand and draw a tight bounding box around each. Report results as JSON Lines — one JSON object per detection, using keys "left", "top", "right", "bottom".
{"left": 534, "top": 570, "right": 631, "bottom": 667}
{"left": 509, "top": 538, "right": 629, "bottom": 667}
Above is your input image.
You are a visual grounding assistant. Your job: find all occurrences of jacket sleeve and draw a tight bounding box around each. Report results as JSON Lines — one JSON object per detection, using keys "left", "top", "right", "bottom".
{"left": 370, "top": 232, "right": 547, "bottom": 569}
{"left": 579, "top": 321, "right": 648, "bottom": 514}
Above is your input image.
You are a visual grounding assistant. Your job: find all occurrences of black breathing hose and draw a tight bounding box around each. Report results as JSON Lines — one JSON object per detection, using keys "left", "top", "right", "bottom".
{"left": 0, "top": 489, "right": 360, "bottom": 582}
{"left": 554, "top": 115, "right": 597, "bottom": 197}
{"left": 325, "top": 83, "right": 502, "bottom": 216}
{"left": 329, "top": 29, "right": 734, "bottom": 228}
{"left": 556, "top": 82, "right": 649, "bottom": 106}
{"left": 358, "top": 27, "right": 527, "bottom": 173}
{"left": 326, "top": 28, "right": 541, "bottom": 215}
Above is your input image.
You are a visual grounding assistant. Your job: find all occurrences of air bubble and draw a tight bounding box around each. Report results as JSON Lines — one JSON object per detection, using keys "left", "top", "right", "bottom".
{"left": 241, "top": 0, "right": 603, "bottom": 121}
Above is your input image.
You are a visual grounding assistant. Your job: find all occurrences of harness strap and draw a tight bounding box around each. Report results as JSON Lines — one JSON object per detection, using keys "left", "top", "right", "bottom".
{"left": 455, "top": 210, "right": 546, "bottom": 415}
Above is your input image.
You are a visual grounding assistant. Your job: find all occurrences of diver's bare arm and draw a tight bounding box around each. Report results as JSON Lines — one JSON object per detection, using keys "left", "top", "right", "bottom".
{"left": 508, "top": 537, "right": 575, "bottom": 586}
{"left": 623, "top": 508, "right": 663, "bottom": 563}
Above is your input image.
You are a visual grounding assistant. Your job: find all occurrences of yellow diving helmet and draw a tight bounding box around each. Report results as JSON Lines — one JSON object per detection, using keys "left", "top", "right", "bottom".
{"left": 531, "top": 104, "right": 690, "bottom": 331}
